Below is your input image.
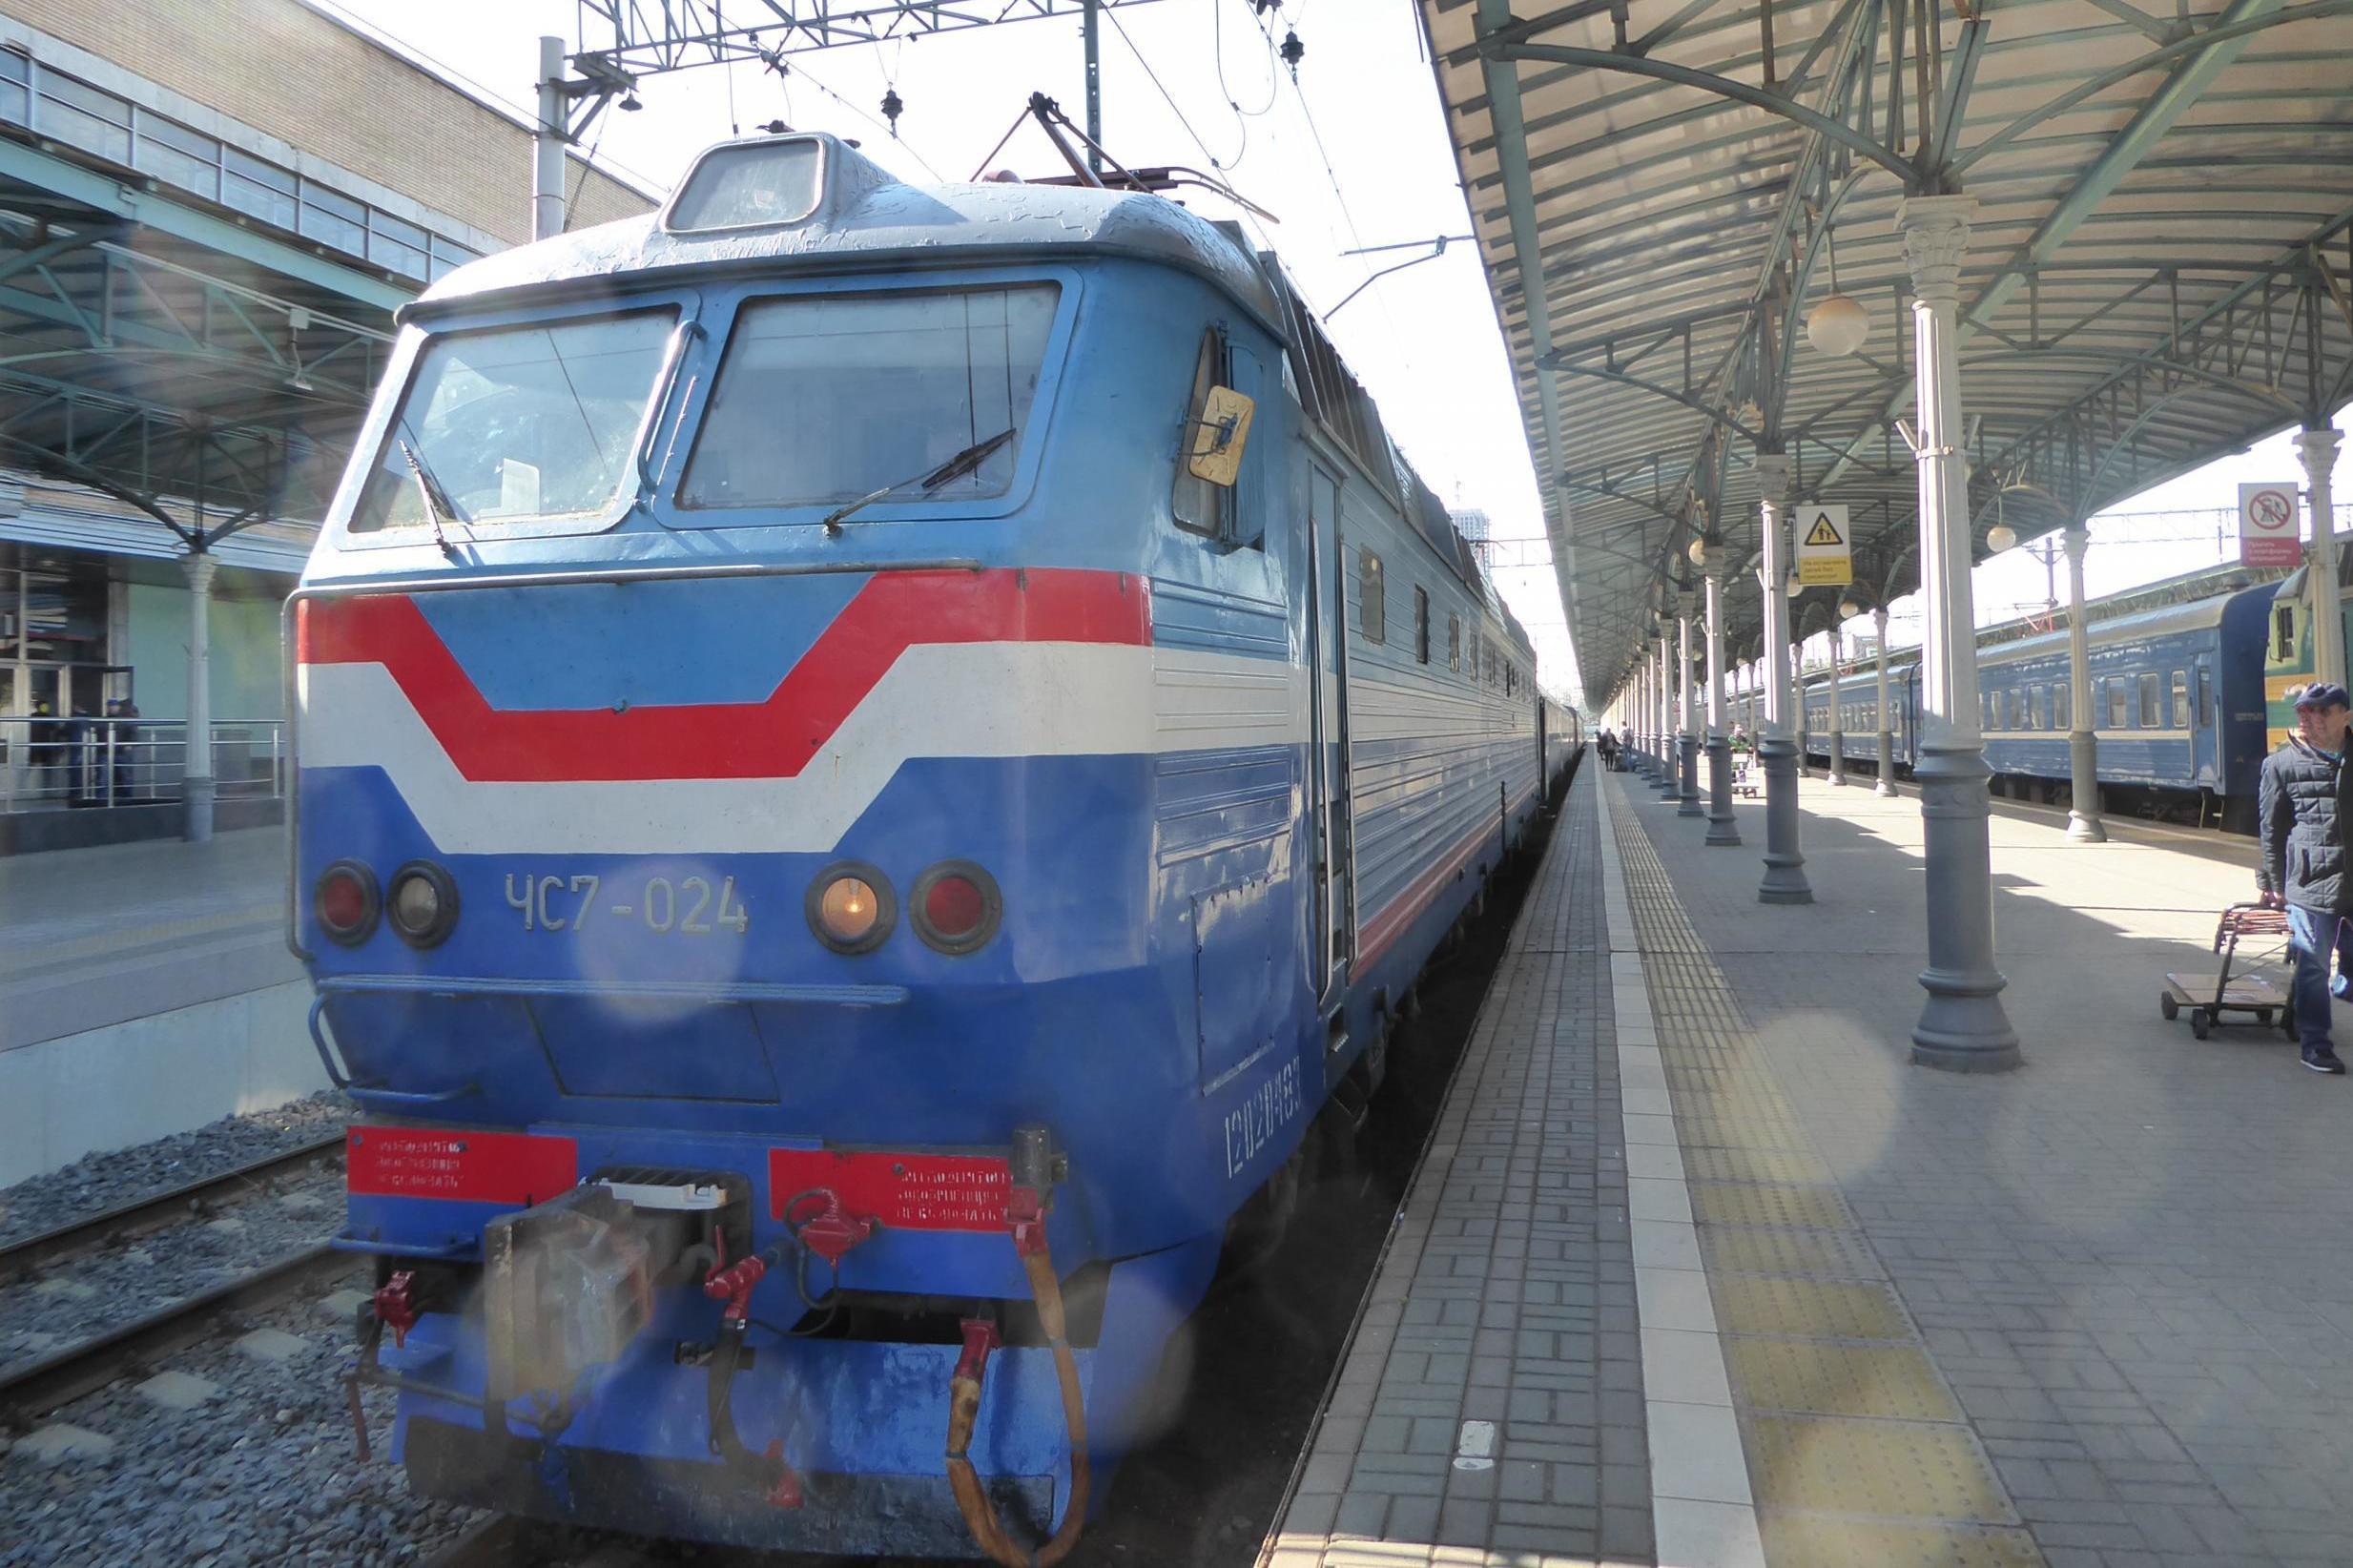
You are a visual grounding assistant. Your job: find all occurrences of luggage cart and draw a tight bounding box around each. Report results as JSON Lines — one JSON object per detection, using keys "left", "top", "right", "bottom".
{"left": 2159, "top": 902, "right": 2297, "bottom": 1042}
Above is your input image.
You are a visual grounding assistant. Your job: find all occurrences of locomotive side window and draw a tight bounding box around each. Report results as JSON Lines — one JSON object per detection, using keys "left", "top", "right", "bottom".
{"left": 1172, "top": 327, "right": 1231, "bottom": 538}
{"left": 1414, "top": 588, "right": 1430, "bottom": 664}
{"left": 2276, "top": 603, "right": 2296, "bottom": 660}
{"left": 1360, "top": 549, "right": 1385, "bottom": 643}
{"left": 351, "top": 309, "right": 676, "bottom": 532}
{"left": 679, "top": 283, "right": 1057, "bottom": 511}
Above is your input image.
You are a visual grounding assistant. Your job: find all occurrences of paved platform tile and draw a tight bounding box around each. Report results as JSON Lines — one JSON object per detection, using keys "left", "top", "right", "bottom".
{"left": 1696, "top": 1227, "right": 1886, "bottom": 1283}
{"left": 1710, "top": 1277, "right": 1910, "bottom": 1342}
{"left": 1723, "top": 1340, "right": 1963, "bottom": 1423}
{"left": 1758, "top": 1515, "right": 2043, "bottom": 1568}
{"left": 1744, "top": 1413, "right": 2017, "bottom": 1524}
{"left": 1690, "top": 1182, "right": 1858, "bottom": 1231}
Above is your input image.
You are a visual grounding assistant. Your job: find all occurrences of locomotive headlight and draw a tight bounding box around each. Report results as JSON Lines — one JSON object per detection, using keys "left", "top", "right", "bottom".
{"left": 315, "top": 859, "right": 380, "bottom": 946}
{"left": 386, "top": 860, "right": 460, "bottom": 949}
{"left": 911, "top": 861, "right": 1002, "bottom": 955}
{"left": 807, "top": 862, "right": 895, "bottom": 954}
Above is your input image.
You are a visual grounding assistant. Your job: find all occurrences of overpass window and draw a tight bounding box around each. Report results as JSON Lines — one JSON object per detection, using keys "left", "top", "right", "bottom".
{"left": 300, "top": 182, "right": 368, "bottom": 257}
{"left": 1360, "top": 550, "right": 1385, "bottom": 644}
{"left": 37, "top": 72, "right": 130, "bottom": 165}
{"left": 2137, "top": 672, "right": 2161, "bottom": 727}
{"left": 1414, "top": 588, "right": 1430, "bottom": 664}
{"left": 429, "top": 236, "right": 482, "bottom": 282}
{"left": 134, "top": 114, "right": 219, "bottom": 201}
{"left": 0, "top": 52, "right": 27, "bottom": 126}
{"left": 368, "top": 211, "right": 430, "bottom": 279}
{"left": 223, "top": 149, "right": 298, "bottom": 231}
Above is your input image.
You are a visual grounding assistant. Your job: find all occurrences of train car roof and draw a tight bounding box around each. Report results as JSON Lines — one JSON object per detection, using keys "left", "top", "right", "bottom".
{"left": 1979, "top": 579, "right": 2278, "bottom": 667}
{"left": 408, "top": 132, "right": 1284, "bottom": 332}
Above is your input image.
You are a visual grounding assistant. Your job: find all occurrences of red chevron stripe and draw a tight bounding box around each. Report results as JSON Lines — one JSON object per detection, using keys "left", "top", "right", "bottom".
{"left": 297, "top": 567, "right": 1150, "bottom": 782}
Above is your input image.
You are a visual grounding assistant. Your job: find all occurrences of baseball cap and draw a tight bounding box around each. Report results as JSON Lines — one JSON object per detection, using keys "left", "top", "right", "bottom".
{"left": 2296, "top": 682, "right": 2350, "bottom": 711}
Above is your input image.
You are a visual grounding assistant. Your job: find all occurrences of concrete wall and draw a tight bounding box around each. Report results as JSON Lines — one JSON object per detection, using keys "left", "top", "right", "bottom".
{"left": 0, "top": 980, "right": 327, "bottom": 1186}
{"left": 1, "top": 0, "right": 653, "bottom": 244}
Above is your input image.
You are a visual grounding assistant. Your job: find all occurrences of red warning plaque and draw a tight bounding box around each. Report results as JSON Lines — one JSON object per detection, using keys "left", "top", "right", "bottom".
{"left": 345, "top": 1127, "right": 578, "bottom": 1206}
{"left": 768, "top": 1149, "right": 1010, "bottom": 1231}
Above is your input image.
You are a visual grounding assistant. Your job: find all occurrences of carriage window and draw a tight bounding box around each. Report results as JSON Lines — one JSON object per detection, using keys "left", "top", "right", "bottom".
{"left": 2107, "top": 678, "right": 2129, "bottom": 729}
{"left": 2170, "top": 671, "right": 2189, "bottom": 730}
{"left": 2054, "top": 681, "right": 2070, "bottom": 732}
{"left": 2198, "top": 667, "right": 2213, "bottom": 727}
{"left": 1171, "top": 327, "right": 1230, "bottom": 538}
{"left": 1360, "top": 549, "right": 1385, "bottom": 644}
{"left": 2029, "top": 684, "right": 2044, "bottom": 730}
{"left": 679, "top": 283, "right": 1058, "bottom": 512}
{"left": 352, "top": 309, "right": 677, "bottom": 531}
{"left": 1414, "top": 588, "right": 1430, "bottom": 665}
{"left": 1448, "top": 613, "right": 1460, "bottom": 671}
{"left": 2137, "top": 672, "right": 2161, "bottom": 727}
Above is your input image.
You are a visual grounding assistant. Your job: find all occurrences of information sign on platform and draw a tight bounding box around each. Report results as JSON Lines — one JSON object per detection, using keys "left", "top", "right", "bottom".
{"left": 2239, "top": 482, "right": 2302, "bottom": 567}
{"left": 1794, "top": 504, "right": 1852, "bottom": 586}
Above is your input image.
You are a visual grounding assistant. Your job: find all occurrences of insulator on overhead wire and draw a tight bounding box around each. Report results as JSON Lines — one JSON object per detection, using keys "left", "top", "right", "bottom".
{"left": 1279, "top": 30, "right": 1304, "bottom": 82}
{"left": 881, "top": 86, "right": 903, "bottom": 137}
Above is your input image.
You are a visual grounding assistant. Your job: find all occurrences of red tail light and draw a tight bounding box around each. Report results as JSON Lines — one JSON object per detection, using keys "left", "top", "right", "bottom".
{"left": 911, "top": 861, "right": 1001, "bottom": 955}
{"left": 316, "top": 859, "right": 380, "bottom": 946}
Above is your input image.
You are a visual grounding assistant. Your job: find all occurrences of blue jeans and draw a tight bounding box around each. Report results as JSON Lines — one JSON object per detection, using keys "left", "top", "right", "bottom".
{"left": 2285, "top": 903, "right": 2353, "bottom": 1050}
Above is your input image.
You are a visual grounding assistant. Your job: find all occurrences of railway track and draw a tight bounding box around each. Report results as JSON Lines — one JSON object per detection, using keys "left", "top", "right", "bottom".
{"left": 0, "top": 1131, "right": 359, "bottom": 1422}
{"left": 0, "top": 1129, "right": 346, "bottom": 1285}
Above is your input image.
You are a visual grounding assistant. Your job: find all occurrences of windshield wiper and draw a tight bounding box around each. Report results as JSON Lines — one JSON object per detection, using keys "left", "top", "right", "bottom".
{"left": 398, "top": 437, "right": 465, "bottom": 559}
{"left": 818, "top": 427, "right": 1019, "bottom": 535}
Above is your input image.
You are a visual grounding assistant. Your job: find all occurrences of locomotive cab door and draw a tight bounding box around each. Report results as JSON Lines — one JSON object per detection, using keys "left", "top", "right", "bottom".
{"left": 1306, "top": 463, "right": 1354, "bottom": 1012}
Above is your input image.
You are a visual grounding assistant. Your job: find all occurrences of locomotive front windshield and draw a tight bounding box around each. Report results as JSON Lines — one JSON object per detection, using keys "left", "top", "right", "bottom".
{"left": 350, "top": 308, "right": 676, "bottom": 532}
{"left": 678, "top": 282, "right": 1058, "bottom": 511}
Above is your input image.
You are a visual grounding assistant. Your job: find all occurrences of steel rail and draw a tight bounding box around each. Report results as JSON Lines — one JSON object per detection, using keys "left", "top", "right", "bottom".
{"left": 0, "top": 1242, "right": 360, "bottom": 1419}
{"left": 0, "top": 1131, "right": 346, "bottom": 1286}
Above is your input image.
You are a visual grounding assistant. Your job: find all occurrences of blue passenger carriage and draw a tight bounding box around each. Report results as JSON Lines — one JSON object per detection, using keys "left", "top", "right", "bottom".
{"left": 292, "top": 134, "right": 1567, "bottom": 1558}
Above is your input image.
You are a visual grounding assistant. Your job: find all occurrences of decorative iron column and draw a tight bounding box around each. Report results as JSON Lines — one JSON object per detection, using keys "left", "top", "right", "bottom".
{"left": 1655, "top": 633, "right": 1679, "bottom": 794}
{"left": 1899, "top": 195, "right": 2019, "bottom": 1071}
{"left": 2062, "top": 522, "right": 2106, "bottom": 842}
{"left": 1873, "top": 606, "right": 1897, "bottom": 797}
{"left": 1705, "top": 562, "right": 1739, "bottom": 844}
{"left": 183, "top": 550, "right": 217, "bottom": 843}
{"left": 1677, "top": 592, "right": 1703, "bottom": 816}
{"left": 2305, "top": 427, "right": 2344, "bottom": 689}
{"left": 1755, "top": 452, "right": 1812, "bottom": 903}
{"left": 1827, "top": 630, "right": 1847, "bottom": 785}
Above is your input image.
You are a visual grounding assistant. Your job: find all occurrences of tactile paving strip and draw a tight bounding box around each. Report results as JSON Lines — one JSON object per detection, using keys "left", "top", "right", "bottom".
{"left": 1724, "top": 1340, "right": 1964, "bottom": 1423}
{"left": 1760, "top": 1516, "right": 2045, "bottom": 1568}
{"left": 1691, "top": 1181, "right": 1859, "bottom": 1230}
{"left": 1713, "top": 1276, "right": 1911, "bottom": 1341}
{"left": 1745, "top": 1414, "right": 2019, "bottom": 1524}
{"left": 1610, "top": 789, "right": 2037, "bottom": 1563}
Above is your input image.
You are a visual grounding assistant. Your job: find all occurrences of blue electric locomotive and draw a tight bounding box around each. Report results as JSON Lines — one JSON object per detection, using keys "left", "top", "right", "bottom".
{"left": 1801, "top": 572, "right": 2280, "bottom": 828}
{"left": 292, "top": 133, "right": 1573, "bottom": 1558}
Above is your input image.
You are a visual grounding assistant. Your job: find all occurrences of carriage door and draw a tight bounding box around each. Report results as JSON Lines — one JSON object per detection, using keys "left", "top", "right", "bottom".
{"left": 1306, "top": 464, "right": 1353, "bottom": 1004}
{"left": 2192, "top": 656, "right": 2217, "bottom": 787}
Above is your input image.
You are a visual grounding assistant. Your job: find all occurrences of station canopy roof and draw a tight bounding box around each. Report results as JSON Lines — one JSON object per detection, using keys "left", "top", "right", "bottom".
{"left": 1416, "top": 0, "right": 2353, "bottom": 705}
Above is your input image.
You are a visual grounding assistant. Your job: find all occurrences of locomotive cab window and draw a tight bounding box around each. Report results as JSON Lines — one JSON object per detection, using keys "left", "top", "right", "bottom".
{"left": 351, "top": 308, "right": 677, "bottom": 533}
{"left": 2276, "top": 603, "right": 2297, "bottom": 660}
{"left": 1360, "top": 549, "right": 1385, "bottom": 643}
{"left": 679, "top": 282, "right": 1058, "bottom": 513}
{"left": 1172, "top": 327, "right": 1232, "bottom": 539}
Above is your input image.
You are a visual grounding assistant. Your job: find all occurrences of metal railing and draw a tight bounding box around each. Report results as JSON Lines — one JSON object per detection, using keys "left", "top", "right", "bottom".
{"left": 0, "top": 717, "right": 284, "bottom": 814}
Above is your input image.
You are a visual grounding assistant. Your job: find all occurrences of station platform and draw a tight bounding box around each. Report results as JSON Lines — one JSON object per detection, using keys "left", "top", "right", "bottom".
{"left": 0, "top": 827, "right": 319, "bottom": 1185}
{"left": 1265, "top": 760, "right": 2353, "bottom": 1567}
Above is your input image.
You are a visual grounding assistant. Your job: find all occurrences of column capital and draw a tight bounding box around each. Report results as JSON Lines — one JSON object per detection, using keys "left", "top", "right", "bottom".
{"left": 2301, "top": 424, "right": 2343, "bottom": 473}
{"left": 182, "top": 550, "right": 217, "bottom": 592}
{"left": 1897, "top": 194, "right": 1977, "bottom": 303}
{"left": 1753, "top": 449, "right": 1791, "bottom": 499}
{"left": 1874, "top": 604, "right": 1889, "bottom": 632}
{"left": 2061, "top": 519, "right": 2092, "bottom": 563}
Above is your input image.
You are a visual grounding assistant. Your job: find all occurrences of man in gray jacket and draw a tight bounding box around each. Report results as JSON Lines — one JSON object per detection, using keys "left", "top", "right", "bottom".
{"left": 2259, "top": 682, "right": 2353, "bottom": 1073}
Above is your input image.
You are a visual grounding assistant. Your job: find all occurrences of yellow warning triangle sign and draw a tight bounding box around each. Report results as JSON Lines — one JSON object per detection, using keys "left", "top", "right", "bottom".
{"left": 1803, "top": 513, "right": 1845, "bottom": 547}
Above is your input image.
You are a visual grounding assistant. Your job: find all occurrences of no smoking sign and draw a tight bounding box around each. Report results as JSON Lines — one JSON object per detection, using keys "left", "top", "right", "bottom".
{"left": 2239, "top": 481, "right": 2302, "bottom": 568}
